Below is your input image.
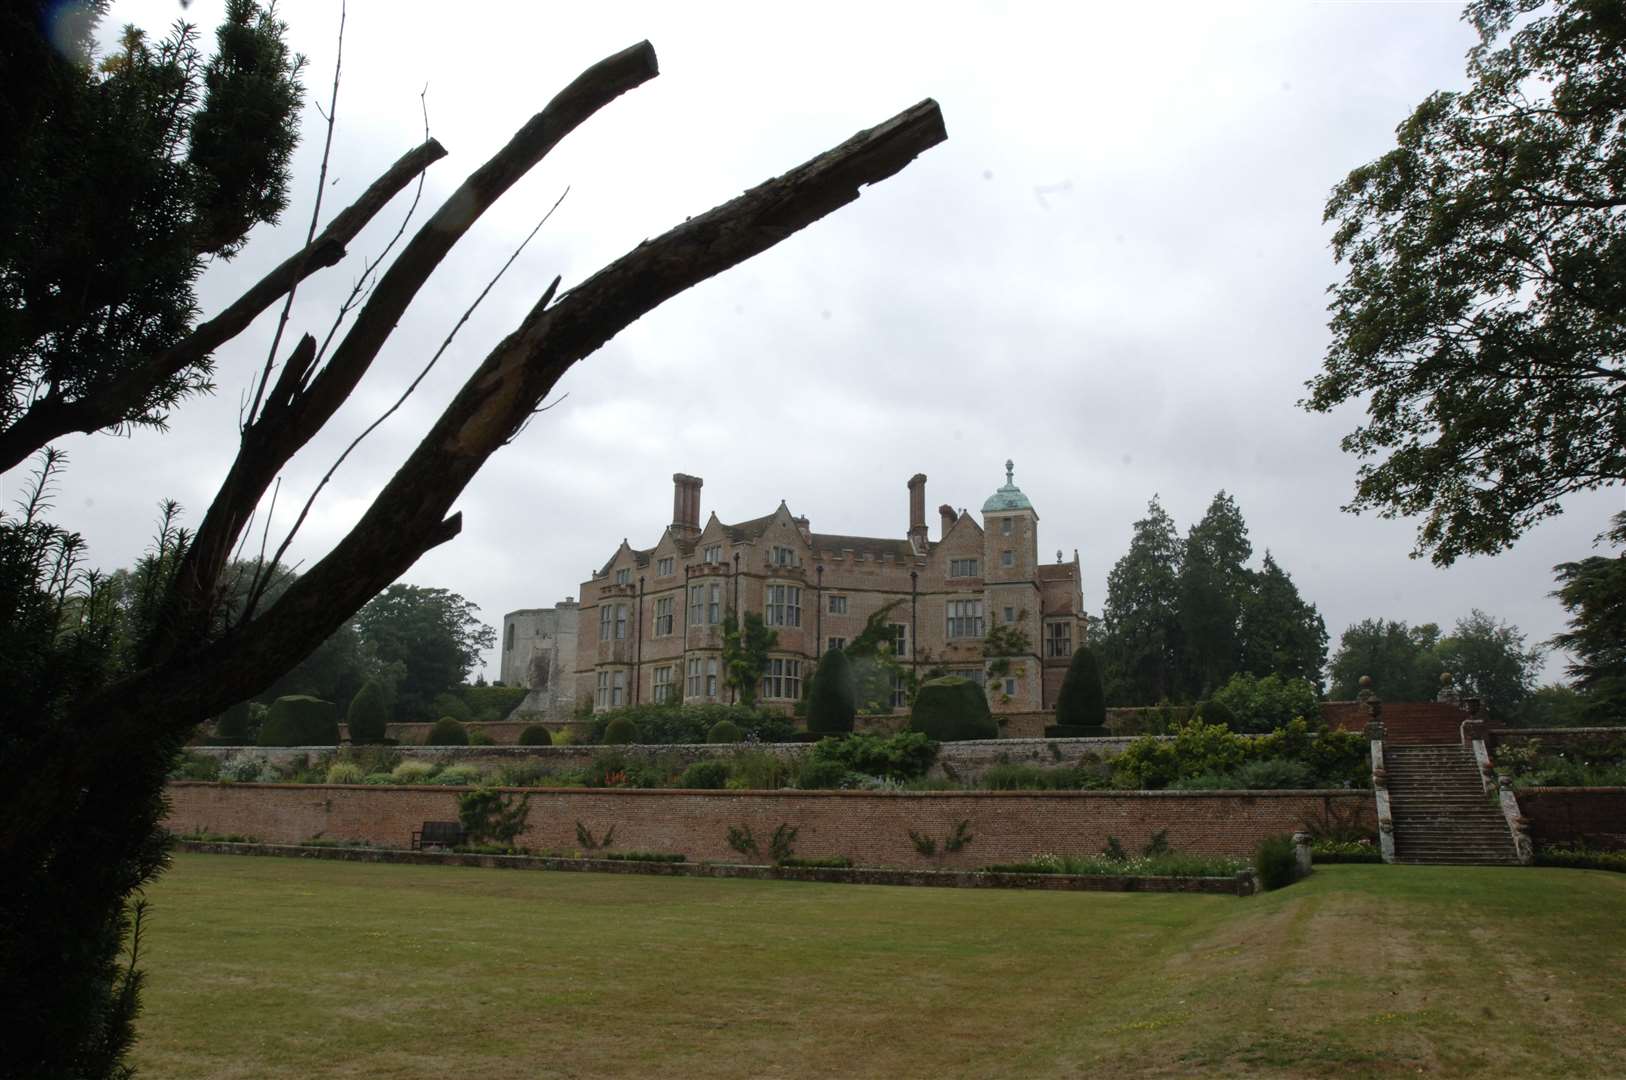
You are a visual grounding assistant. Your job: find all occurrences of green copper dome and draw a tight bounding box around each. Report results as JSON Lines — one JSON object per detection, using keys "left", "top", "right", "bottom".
{"left": 981, "top": 459, "right": 1033, "bottom": 513}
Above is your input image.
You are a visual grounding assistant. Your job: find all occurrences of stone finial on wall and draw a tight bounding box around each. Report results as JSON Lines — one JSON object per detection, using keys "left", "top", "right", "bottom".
{"left": 1437, "top": 671, "right": 1461, "bottom": 705}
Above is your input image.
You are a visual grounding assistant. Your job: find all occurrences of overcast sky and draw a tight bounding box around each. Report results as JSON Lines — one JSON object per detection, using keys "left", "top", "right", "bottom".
{"left": 17, "top": 0, "right": 1622, "bottom": 688}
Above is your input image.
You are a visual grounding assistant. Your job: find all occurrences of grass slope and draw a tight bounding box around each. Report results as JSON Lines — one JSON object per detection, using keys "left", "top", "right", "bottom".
{"left": 133, "top": 855, "right": 1626, "bottom": 1078}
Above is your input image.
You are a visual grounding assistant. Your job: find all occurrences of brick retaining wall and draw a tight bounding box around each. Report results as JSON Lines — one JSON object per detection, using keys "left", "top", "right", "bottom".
{"left": 1518, "top": 787, "right": 1626, "bottom": 851}
{"left": 164, "top": 781, "right": 1373, "bottom": 870}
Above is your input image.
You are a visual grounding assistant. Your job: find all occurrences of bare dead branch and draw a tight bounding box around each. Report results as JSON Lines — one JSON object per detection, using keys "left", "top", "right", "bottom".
{"left": 0, "top": 136, "right": 446, "bottom": 472}
{"left": 152, "top": 41, "right": 659, "bottom": 652}
{"left": 245, "top": 0, "right": 347, "bottom": 429}
{"left": 92, "top": 95, "right": 946, "bottom": 728}
{"left": 266, "top": 187, "right": 569, "bottom": 580}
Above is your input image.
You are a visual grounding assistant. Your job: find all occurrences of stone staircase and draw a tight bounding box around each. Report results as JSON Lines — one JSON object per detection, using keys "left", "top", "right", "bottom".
{"left": 1384, "top": 744, "right": 1520, "bottom": 865}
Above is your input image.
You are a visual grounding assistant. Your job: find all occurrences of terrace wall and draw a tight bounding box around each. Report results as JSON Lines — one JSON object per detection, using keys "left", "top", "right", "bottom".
{"left": 163, "top": 781, "right": 1374, "bottom": 870}
{"left": 1517, "top": 788, "right": 1626, "bottom": 851}
{"left": 188, "top": 736, "right": 1157, "bottom": 783}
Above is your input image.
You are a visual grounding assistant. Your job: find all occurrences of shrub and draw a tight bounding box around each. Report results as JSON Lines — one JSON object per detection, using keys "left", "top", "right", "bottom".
{"left": 1211, "top": 673, "right": 1320, "bottom": 734}
{"left": 1255, "top": 834, "right": 1299, "bottom": 891}
{"left": 981, "top": 763, "right": 1096, "bottom": 791}
{"left": 346, "top": 680, "right": 389, "bottom": 744}
{"left": 431, "top": 692, "right": 472, "bottom": 723}
{"left": 256, "top": 695, "right": 340, "bottom": 746}
{"left": 807, "top": 731, "right": 938, "bottom": 780}
{"left": 214, "top": 700, "right": 256, "bottom": 744}
{"left": 725, "top": 749, "right": 795, "bottom": 790}
{"left": 1535, "top": 843, "right": 1626, "bottom": 874}
{"left": 678, "top": 760, "right": 731, "bottom": 789}
{"left": 436, "top": 763, "right": 484, "bottom": 786}
{"left": 325, "top": 762, "right": 364, "bottom": 784}
{"left": 1054, "top": 646, "right": 1106, "bottom": 728}
{"left": 807, "top": 648, "right": 858, "bottom": 734}
{"left": 427, "top": 718, "right": 469, "bottom": 746}
{"left": 779, "top": 855, "right": 853, "bottom": 869}
{"left": 602, "top": 716, "right": 640, "bottom": 745}
{"left": 726, "top": 824, "right": 758, "bottom": 859}
{"left": 456, "top": 788, "right": 531, "bottom": 847}
{"left": 984, "top": 852, "right": 1247, "bottom": 878}
{"left": 169, "top": 752, "right": 220, "bottom": 781}
{"left": 220, "top": 757, "right": 276, "bottom": 783}
{"left": 391, "top": 760, "right": 436, "bottom": 784}
{"left": 769, "top": 823, "right": 799, "bottom": 864}
{"left": 796, "top": 758, "right": 852, "bottom": 790}
{"left": 461, "top": 684, "right": 528, "bottom": 720}
{"left": 467, "top": 727, "right": 495, "bottom": 746}
{"left": 493, "top": 762, "right": 549, "bottom": 787}
{"left": 588, "top": 703, "right": 795, "bottom": 745}
{"left": 1195, "top": 698, "right": 1237, "bottom": 731}
{"left": 909, "top": 676, "right": 998, "bottom": 742}
{"left": 1231, "top": 758, "right": 1317, "bottom": 790}
{"left": 707, "top": 720, "right": 744, "bottom": 743}
{"left": 600, "top": 851, "right": 686, "bottom": 863}
{"left": 518, "top": 724, "right": 553, "bottom": 746}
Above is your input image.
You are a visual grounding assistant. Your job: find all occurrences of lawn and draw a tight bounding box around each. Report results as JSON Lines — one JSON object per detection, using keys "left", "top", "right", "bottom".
{"left": 132, "top": 854, "right": 1626, "bottom": 1078}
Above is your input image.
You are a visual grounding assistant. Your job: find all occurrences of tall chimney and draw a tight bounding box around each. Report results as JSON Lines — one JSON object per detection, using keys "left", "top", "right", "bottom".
{"left": 939, "top": 503, "right": 957, "bottom": 539}
{"left": 672, "top": 473, "right": 703, "bottom": 537}
{"left": 907, "top": 473, "right": 928, "bottom": 549}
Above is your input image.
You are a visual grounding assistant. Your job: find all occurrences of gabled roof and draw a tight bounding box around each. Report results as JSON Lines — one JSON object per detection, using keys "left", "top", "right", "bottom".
{"left": 811, "top": 533, "right": 916, "bottom": 561}
{"left": 724, "top": 512, "right": 778, "bottom": 543}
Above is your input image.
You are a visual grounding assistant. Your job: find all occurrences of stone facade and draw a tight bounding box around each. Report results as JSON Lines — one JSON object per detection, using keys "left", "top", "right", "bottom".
{"left": 573, "top": 464, "right": 1087, "bottom": 716}
{"left": 499, "top": 599, "right": 579, "bottom": 720}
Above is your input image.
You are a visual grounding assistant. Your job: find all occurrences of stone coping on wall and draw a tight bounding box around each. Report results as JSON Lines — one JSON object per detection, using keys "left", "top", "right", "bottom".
{"left": 173, "top": 840, "right": 1256, "bottom": 895}
{"left": 168, "top": 779, "right": 1360, "bottom": 799}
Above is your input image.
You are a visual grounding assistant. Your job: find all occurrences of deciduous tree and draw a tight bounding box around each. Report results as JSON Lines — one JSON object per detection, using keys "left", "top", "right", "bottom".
{"left": 1306, "top": 0, "right": 1626, "bottom": 564}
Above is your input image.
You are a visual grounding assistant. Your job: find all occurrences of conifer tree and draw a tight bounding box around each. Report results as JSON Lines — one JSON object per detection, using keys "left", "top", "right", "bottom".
{"left": 1100, "top": 497, "right": 1183, "bottom": 705}
{"left": 808, "top": 648, "right": 857, "bottom": 734}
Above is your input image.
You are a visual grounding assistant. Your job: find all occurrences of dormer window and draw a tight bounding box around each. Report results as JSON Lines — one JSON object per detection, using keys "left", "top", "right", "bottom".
{"left": 657, "top": 557, "right": 674, "bottom": 577}
{"left": 703, "top": 544, "right": 722, "bottom": 564}
{"left": 614, "top": 568, "right": 631, "bottom": 584}
{"left": 772, "top": 545, "right": 798, "bottom": 567}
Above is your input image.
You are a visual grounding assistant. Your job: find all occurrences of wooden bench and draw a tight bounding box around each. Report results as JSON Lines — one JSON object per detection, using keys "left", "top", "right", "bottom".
{"left": 411, "top": 821, "right": 466, "bottom": 851}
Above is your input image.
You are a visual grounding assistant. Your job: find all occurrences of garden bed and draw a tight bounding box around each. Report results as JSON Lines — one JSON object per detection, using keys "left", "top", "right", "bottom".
{"left": 174, "top": 840, "right": 1259, "bottom": 895}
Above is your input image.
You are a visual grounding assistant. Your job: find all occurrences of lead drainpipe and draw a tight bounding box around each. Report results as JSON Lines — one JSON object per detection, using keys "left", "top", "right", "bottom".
{"left": 910, "top": 570, "right": 919, "bottom": 689}
{"left": 634, "top": 575, "right": 645, "bottom": 705}
{"left": 731, "top": 552, "right": 741, "bottom": 704}
{"left": 815, "top": 564, "right": 824, "bottom": 660}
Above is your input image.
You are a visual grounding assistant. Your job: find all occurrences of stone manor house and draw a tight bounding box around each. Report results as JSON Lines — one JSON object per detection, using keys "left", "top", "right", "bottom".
{"left": 519, "top": 464, "right": 1086, "bottom": 717}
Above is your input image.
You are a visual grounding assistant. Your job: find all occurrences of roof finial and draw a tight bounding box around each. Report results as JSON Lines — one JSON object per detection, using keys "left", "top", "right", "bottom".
{"left": 1005, "top": 458, "right": 1014, "bottom": 485}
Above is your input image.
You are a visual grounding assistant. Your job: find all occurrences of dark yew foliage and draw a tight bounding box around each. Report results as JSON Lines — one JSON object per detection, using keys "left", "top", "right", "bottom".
{"left": 808, "top": 647, "right": 857, "bottom": 734}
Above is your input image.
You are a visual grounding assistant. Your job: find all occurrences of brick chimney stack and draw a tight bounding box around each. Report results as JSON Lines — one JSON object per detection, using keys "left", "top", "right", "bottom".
{"left": 672, "top": 473, "right": 703, "bottom": 540}
{"left": 939, "top": 503, "right": 957, "bottom": 539}
{"left": 907, "top": 473, "right": 928, "bottom": 550}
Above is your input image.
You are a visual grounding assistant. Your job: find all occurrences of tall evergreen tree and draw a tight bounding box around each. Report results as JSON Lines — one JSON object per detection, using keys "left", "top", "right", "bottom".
{"left": 1238, "top": 552, "right": 1328, "bottom": 692}
{"left": 808, "top": 648, "right": 857, "bottom": 734}
{"left": 1178, "top": 491, "right": 1252, "bottom": 697}
{"left": 1101, "top": 497, "right": 1183, "bottom": 705}
{"left": 1551, "top": 513, "right": 1626, "bottom": 723}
